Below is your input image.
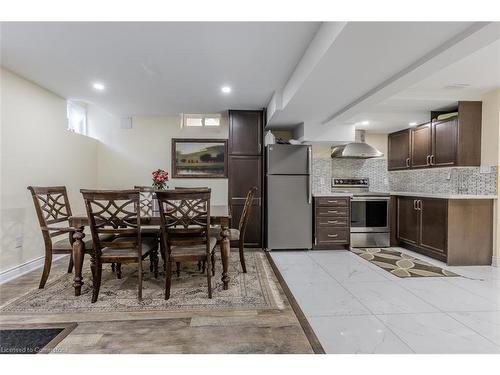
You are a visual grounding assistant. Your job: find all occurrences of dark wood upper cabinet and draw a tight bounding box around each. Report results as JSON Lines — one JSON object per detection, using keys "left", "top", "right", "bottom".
{"left": 388, "top": 101, "right": 482, "bottom": 171}
{"left": 411, "top": 123, "right": 432, "bottom": 168}
{"left": 396, "top": 196, "right": 419, "bottom": 245}
{"left": 228, "top": 110, "right": 263, "bottom": 155}
{"left": 387, "top": 129, "right": 411, "bottom": 170}
{"left": 432, "top": 117, "right": 457, "bottom": 167}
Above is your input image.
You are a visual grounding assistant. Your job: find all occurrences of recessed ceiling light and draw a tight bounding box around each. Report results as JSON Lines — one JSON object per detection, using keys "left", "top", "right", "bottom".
{"left": 360, "top": 121, "right": 369, "bottom": 125}
{"left": 409, "top": 122, "right": 418, "bottom": 126}
{"left": 221, "top": 86, "right": 231, "bottom": 94}
{"left": 92, "top": 82, "right": 105, "bottom": 91}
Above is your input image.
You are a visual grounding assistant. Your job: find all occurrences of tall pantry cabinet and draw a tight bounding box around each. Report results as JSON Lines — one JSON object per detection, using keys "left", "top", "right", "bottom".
{"left": 228, "top": 110, "right": 264, "bottom": 247}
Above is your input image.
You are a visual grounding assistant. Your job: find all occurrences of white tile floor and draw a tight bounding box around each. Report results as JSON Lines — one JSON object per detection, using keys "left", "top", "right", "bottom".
{"left": 271, "top": 247, "right": 500, "bottom": 354}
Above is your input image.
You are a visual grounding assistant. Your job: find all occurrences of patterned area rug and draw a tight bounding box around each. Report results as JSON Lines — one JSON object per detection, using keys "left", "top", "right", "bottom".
{"left": 0, "top": 251, "right": 285, "bottom": 314}
{"left": 351, "top": 248, "right": 460, "bottom": 278}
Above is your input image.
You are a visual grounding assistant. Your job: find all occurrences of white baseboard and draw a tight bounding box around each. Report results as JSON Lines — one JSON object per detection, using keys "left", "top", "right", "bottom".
{"left": 0, "top": 254, "right": 67, "bottom": 285}
{"left": 492, "top": 256, "right": 499, "bottom": 268}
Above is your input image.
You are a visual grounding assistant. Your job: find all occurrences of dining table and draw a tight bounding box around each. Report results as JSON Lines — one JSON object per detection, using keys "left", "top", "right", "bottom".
{"left": 68, "top": 204, "right": 232, "bottom": 297}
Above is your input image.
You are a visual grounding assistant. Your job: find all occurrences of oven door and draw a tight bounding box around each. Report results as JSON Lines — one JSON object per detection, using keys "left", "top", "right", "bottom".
{"left": 350, "top": 196, "right": 390, "bottom": 232}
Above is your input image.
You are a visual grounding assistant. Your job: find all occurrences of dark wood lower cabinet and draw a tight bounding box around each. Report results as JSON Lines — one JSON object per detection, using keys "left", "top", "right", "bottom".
{"left": 419, "top": 198, "right": 447, "bottom": 255}
{"left": 397, "top": 196, "right": 419, "bottom": 245}
{"left": 313, "top": 197, "right": 350, "bottom": 249}
{"left": 395, "top": 196, "right": 493, "bottom": 265}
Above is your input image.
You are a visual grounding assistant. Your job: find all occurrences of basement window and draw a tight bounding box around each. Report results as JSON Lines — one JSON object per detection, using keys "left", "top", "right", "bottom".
{"left": 67, "top": 101, "right": 88, "bottom": 135}
{"left": 183, "top": 113, "right": 221, "bottom": 128}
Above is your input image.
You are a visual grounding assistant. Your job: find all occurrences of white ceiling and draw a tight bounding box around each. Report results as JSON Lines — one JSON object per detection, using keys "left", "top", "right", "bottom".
{"left": 266, "top": 22, "right": 500, "bottom": 137}
{"left": 353, "top": 38, "right": 500, "bottom": 133}
{"left": 2, "top": 21, "right": 498, "bottom": 136}
{"left": 0, "top": 22, "right": 320, "bottom": 116}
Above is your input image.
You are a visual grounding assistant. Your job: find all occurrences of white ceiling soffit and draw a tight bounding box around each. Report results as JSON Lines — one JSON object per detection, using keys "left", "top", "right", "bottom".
{"left": 0, "top": 22, "right": 320, "bottom": 116}
{"left": 266, "top": 22, "right": 500, "bottom": 130}
{"left": 351, "top": 38, "right": 500, "bottom": 133}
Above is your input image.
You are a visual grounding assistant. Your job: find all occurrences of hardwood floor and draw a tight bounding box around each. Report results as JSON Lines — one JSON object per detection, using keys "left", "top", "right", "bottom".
{"left": 0, "top": 250, "right": 315, "bottom": 354}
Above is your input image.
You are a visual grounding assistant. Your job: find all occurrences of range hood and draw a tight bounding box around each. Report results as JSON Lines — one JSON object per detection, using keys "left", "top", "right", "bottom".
{"left": 331, "top": 130, "right": 383, "bottom": 159}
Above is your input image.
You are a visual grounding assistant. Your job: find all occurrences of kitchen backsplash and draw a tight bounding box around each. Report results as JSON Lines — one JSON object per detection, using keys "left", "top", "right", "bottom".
{"left": 312, "top": 156, "right": 498, "bottom": 196}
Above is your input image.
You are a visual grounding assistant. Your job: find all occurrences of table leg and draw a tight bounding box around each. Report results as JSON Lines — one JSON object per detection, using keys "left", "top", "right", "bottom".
{"left": 72, "top": 228, "right": 85, "bottom": 296}
{"left": 220, "top": 224, "right": 231, "bottom": 290}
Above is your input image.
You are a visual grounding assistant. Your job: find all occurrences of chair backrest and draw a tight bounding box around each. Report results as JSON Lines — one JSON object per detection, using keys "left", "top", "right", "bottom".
{"left": 134, "top": 185, "right": 156, "bottom": 217}
{"left": 27, "top": 186, "right": 73, "bottom": 242}
{"left": 239, "top": 186, "right": 258, "bottom": 235}
{"left": 155, "top": 189, "right": 211, "bottom": 252}
{"left": 81, "top": 189, "right": 141, "bottom": 258}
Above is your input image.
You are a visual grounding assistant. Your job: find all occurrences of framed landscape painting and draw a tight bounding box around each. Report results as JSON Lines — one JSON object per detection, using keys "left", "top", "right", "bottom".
{"left": 172, "top": 138, "right": 228, "bottom": 178}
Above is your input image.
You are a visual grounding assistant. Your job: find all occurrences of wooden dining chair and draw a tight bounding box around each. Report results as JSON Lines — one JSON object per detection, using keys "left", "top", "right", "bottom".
{"left": 133, "top": 185, "right": 162, "bottom": 274}
{"left": 81, "top": 189, "right": 159, "bottom": 302}
{"left": 210, "top": 186, "right": 257, "bottom": 273}
{"left": 27, "top": 186, "right": 113, "bottom": 289}
{"left": 156, "top": 189, "right": 217, "bottom": 299}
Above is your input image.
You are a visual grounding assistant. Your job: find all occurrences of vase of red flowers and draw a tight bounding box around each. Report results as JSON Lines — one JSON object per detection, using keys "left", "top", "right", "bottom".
{"left": 151, "top": 169, "right": 169, "bottom": 212}
{"left": 152, "top": 169, "right": 169, "bottom": 190}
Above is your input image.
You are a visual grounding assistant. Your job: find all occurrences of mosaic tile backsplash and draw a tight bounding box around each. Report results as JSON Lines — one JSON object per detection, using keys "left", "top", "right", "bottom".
{"left": 312, "top": 156, "right": 497, "bottom": 196}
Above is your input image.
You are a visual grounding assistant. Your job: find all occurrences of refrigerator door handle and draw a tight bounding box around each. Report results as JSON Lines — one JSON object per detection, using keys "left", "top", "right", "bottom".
{"left": 307, "top": 146, "right": 312, "bottom": 204}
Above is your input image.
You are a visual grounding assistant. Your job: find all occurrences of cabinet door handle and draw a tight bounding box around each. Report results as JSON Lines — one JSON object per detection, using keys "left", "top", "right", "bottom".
{"left": 426, "top": 155, "right": 431, "bottom": 166}
{"left": 413, "top": 200, "right": 417, "bottom": 210}
{"left": 327, "top": 234, "right": 339, "bottom": 238}
{"left": 327, "top": 200, "right": 338, "bottom": 203}
{"left": 327, "top": 220, "right": 339, "bottom": 224}
{"left": 405, "top": 157, "right": 410, "bottom": 167}
{"left": 327, "top": 210, "right": 339, "bottom": 214}
{"left": 430, "top": 155, "right": 435, "bottom": 165}
{"left": 418, "top": 200, "right": 422, "bottom": 210}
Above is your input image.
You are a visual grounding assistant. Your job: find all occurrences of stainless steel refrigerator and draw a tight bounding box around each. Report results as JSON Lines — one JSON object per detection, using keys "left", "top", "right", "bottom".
{"left": 266, "top": 144, "right": 313, "bottom": 250}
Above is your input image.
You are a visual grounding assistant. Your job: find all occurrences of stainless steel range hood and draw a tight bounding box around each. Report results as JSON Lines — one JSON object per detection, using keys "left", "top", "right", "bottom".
{"left": 331, "top": 130, "right": 383, "bottom": 159}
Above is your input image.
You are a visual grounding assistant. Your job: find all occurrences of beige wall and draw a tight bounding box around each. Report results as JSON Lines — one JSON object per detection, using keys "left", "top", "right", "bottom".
{"left": 88, "top": 108, "right": 229, "bottom": 205}
{"left": 365, "top": 133, "right": 388, "bottom": 159}
{"left": 480, "top": 89, "right": 500, "bottom": 259}
{"left": 0, "top": 68, "right": 98, "bottom": 273}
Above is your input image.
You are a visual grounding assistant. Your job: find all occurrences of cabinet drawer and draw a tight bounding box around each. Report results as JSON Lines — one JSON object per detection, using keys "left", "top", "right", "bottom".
{"left": 316, "top": 207, "right": 349, "bottom": 217}
{"left": 317, "top": 217, "right": 349, "bottom": 227}
{"left": 316, "top": 228, "right": 349, "bottom": 244}
{"left": 317, "top": 197, "right": 349, "bottom": 207}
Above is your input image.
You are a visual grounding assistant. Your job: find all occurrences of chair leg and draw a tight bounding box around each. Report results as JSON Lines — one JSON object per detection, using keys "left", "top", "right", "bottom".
{"left": 201, "top": 260, "right": 206, "bottom": 274}
{"left": 211, "top": 253, "right": 216, "bottom": 276}
{"left": 239, "top": 241, "right": 247, "bottom": 273}
{"left": 197, "top": 261, "right": 202, "bottom": 271}
{"left": 39, "top": 251, "right": 53, "bottom": 289}
{"left": 116, "top": 263, "right": 122, "bottom": 279}
{"left": 67, "top": 254, "right": 74, "bottom": 274}
{"left": 91, "top": 261, "right": 102, "bottom": 303}
{"left": 111, "top": 263, "right": 116, "bottom": 272}
{"left": 176, "top": 262, "right": 180, "bottom": 277}
{"left": 153, "top": 251, "right": 159, "bottom": 279}
{"left": 138, "top": 258, "right": 143, "bottom": 301}
{"left": 149, "top": 253, "right": 154, "bottom": 272}
{"left": 207, "top": 256, "right": 212, "bottom": 299}
{"left": 165, "top": 261, "right": 172, "bottom": 300}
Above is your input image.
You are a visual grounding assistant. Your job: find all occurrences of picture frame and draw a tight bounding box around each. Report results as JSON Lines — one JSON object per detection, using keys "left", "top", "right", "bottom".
{"left": 171, "top": 138, "right": 228, "bottom": 178}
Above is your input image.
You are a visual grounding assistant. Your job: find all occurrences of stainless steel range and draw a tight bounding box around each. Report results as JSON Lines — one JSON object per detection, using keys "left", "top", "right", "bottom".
{"left": 331, "top": 178, "right": 390, "bottom": 248}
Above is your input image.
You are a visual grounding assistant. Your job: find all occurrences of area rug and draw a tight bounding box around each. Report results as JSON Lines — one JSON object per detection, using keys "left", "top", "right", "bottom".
{"left": 0, "top": 251, "right": 285, "bottom": 314}
{"left": 351, "top": 248, "right": 460, "bottom": 278}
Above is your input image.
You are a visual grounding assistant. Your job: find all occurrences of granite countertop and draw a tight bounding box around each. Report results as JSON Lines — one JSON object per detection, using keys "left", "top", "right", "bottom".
{"left": 312, "top": 191, "right": 497, "bottom": 199}
{"left": 385, "top": 191, "right": 497, "bottom": 200}
{"left": 312, "top": 192, "right": 353, "bottom": 197}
